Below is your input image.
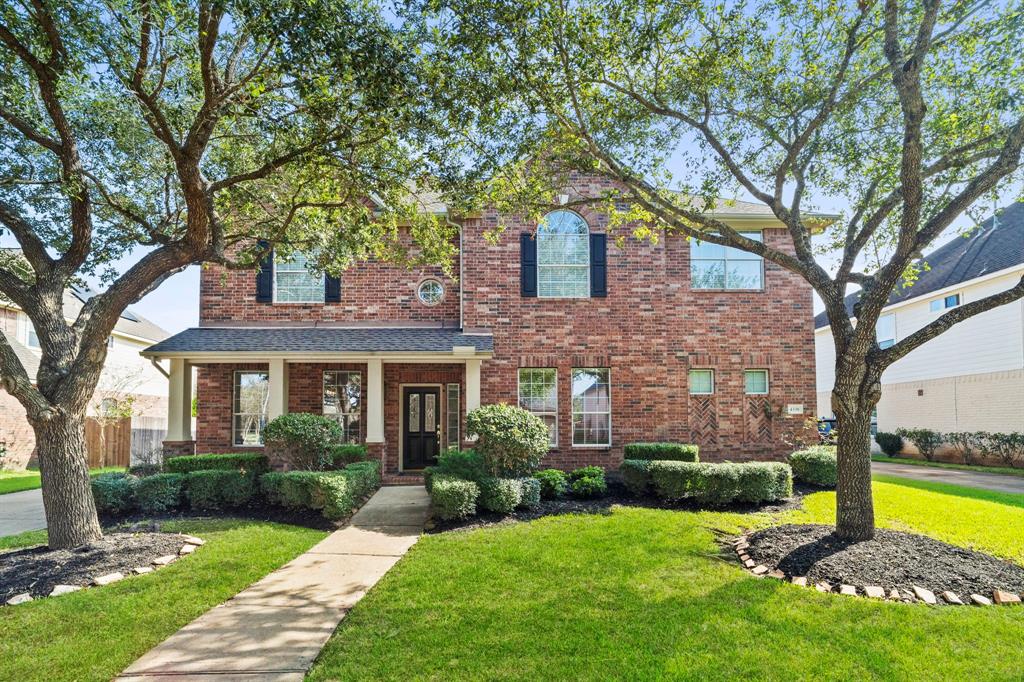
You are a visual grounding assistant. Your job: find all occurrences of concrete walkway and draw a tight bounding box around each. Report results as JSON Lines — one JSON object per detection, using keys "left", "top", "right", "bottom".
{"left": 0, "top": 488, "right": 46, "bottom": 537}
{"left": 118, "top": 486, "right": 430, "bottom": 681}
{"left": 873, "top": 460, "right": 1024, "bottom": 495}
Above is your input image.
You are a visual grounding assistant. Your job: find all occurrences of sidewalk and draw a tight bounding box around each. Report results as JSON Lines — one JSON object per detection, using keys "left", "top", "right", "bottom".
{"left": 118, "top": 485, "right": 430, "bottom": 681}
{"left": 0, "top": 488, "right": 46, "bottom": 537}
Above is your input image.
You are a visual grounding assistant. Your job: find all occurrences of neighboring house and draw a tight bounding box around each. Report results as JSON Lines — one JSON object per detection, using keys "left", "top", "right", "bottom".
{"left": 0, "top": 282, "right": 170, "bottom": 469}
{"left": 142, "top": 175, "right": 829, "bottom": 479}
{"left": 815, "top": 202, "right": 1024, "bottom": 434}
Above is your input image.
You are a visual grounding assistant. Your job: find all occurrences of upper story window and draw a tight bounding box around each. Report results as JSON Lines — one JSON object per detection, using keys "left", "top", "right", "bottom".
{"left": 274, "top": 252, "right": 324, "bottom": 303}
{"left": 691, "top": 232, "right": 764, "bottom": 290}
{"left": 25, "top": 322, "right": 40, "bottom": 349}
{"left": 929, "top": 293, "right": 960, "bottom": 312}
{"left": 417, "top": 279, "right": 444, "bottom": 306}
{"left": 537, "top": 210, "right": 590, "bottom": 298}
{"left": 876, "top": 314, "right": 896, "bottom": 349}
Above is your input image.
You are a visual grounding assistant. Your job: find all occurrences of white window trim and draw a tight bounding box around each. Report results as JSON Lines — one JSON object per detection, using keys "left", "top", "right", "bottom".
{"left": 518, "top": 368, "right": 558, "bottom": 448}
{"left": 232, "top": 370, "right": 269, "bottom": 447}
{"left": 272, "top": 255, "right": 325, "bottom": 304}
{"left": 571, "top": 367, "right": 611, "bottom": 448}
{"left": 322, "top": 370, "right": 362, "bottom": 443}
{"left": 690, "top": 231, "right": 765, "bottom": 291}
{"left": 537, "top": 210, "right": 591, "bottom": 299}
{"left": 689, "top": 369, "right": 715, "bottom": 395}
{"left": 744, "top": 369, "right": 770, "bottom": 395}
{"left": 876, "top": 313, "right": 896, "bottom": 349}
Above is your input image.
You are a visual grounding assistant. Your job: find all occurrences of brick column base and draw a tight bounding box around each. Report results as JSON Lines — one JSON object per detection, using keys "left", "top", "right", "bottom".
{"left": 162, "top": 440, "right": 196, "bottom": 458}
{"left": 365, "top": 442, "right": 385, "bottom": 473}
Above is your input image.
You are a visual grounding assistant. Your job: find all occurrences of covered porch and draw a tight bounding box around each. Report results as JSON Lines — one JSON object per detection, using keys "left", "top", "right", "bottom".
{"left": 141, "top": 327, "right": 493, "bottom": 476}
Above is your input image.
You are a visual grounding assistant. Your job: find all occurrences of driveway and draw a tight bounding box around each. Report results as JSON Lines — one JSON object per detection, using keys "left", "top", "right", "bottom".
{"left": 872, "top": 460, "right": 1024, "bottom": 495}
{"left": 0, "top": 488, "right": 46, "bottom": 537}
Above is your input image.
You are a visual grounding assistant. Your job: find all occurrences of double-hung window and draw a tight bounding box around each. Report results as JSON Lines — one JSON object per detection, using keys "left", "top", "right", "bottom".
{"left": 274, "top": 252, "right": 324, "bottom": 303}
{"left": 875, "top": 314, "right": 896, "bottom": 349}
{"left": 744, "top": 369, "right": 769, "bottom": 395}
{"left": 691, "top": 232, "right": 764, "bottom": 289}
{"left": 323, "top": 371, "right": 361, "bottom": 443}
{"left": 233, "top": 371, "right": 269, "bottom": 446}
{"left": 571, "top": 368, "right": 610, "bottom": 446}
{"left": 689, "top": 369, "right": 715, "bottom": 395}
{"left": 518, "top": 368, "right": 558, "bottom": 446}
{"left": 537, "top": 210, "right": 590, "bottom": 298}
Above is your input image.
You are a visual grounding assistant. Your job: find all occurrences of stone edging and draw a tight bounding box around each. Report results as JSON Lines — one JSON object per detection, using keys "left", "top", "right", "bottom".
{"left": 4, "top": 534, "right": 205, "bottom": 607}
{"left": 730, "top": 535, "right": 1022, "bottom": 606}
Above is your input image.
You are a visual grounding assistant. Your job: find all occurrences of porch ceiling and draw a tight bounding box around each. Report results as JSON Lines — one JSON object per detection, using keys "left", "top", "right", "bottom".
{"left": 140, "top": 326, "right": 493, "bottom": 360}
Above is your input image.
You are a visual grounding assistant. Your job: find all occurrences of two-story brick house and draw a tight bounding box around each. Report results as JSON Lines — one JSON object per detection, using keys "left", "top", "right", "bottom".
{"left": 142, "top": 177, "right": 823, "bottom": 480}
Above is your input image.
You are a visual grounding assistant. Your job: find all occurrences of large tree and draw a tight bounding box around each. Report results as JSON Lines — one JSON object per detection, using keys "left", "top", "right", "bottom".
{"left": 418, "top": 0, "right": 1024, "bottom": 539}
{"left": 0, "top": 0, "right": 456, "bottom": 549}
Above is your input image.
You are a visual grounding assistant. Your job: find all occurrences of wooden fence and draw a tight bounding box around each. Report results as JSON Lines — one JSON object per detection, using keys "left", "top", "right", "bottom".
{"left": 84, "top": 416, "right": 131, "bottom": 468}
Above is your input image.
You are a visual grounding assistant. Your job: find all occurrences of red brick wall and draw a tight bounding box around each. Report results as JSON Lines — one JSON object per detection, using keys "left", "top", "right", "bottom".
{"left": 0, "top": 389, "right": 36, "bottom": 469}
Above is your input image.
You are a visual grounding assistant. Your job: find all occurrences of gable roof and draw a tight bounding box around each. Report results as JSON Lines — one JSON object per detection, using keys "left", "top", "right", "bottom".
{"left": 814, "top": 202, "right": 1024, "bottom": 329}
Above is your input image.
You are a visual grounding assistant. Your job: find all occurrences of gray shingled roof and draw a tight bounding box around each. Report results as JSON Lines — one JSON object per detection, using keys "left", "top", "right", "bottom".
{"left": 815, "top": 202, "right": 1024, "bottom": 329}
{"left": 1, "top": 328, "right": 40, "bottom": 379}
{"left": 143, "top": 327, "right": 493, "bottom": 355}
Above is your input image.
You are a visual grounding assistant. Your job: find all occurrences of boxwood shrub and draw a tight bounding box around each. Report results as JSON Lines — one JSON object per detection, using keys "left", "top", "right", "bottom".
{"left": 874, "top": 431, "right": 903, "bottom": 456}
{"left": 623, "top": 443, "right": 699, "bottom": 462}
{"left": 166, "top": 452, "right": 268, "bottom": 476}
{"left": 645, "top": 460, "right": 792, "bottom": 507}
{"left": 478, "top": 477, "right": 523, "bottom": 513}
{"left": 533, "top": 468, "right": 568, "bottom": 499}
{"left": 91, "top": 472, "right": 136, "bottom": 514}
{"left": 257, "top": 462, "right": 381, "bottom": 520}
{"left": 466, "top": 404, "right": 550, "bottom": 476}
{"left": 135, "top": 473, "right": 184, "bottom": 513}
{"left": 329, "top": 443, "right": 368, "bottom": 467}
{"left": 517, "top": 477, "right": 542, "bottom": 509}
{"left": 185, "top": 470, "right": 255, "bottom": 510}
{"left": 789, "top": 446, "right": 838, "bottom": 488}
{"left": 424, "top": 449, "right": 487, "bottom": 492}
{"left": 620, "top": 459, "right": 653, "bottom": 495}
{"left": 430, "top": 475, "right": 480, "bottom": 520}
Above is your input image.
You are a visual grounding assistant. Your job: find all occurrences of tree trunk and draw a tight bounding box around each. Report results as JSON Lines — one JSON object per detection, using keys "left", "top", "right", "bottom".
{"left": 834, "top": 403, "right": 876, "bottom": 540}
{"left": 34, "top": 412, "right": 103, "bottom": 549}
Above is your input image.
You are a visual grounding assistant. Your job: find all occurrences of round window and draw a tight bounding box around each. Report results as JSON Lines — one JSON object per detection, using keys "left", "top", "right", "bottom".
{"left": 417, "top": 279, "right": 444, "bottom": 306}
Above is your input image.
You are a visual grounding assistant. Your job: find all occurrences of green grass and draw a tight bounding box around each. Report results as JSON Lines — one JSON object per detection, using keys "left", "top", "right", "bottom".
{"left": 872, "top": 454, "right": 1024, "bottom": 478}
{"left": 0, "top": 518, "right": 326, "bottom": 682}
{"left": 0, "top": 467, "right": 126, "bottom": 495}
{"left": 309, "top": 478, "right": 1024, "bottom": 681}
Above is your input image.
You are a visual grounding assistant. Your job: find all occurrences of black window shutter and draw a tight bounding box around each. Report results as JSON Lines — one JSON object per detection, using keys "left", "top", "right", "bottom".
{"left": 590, "top": 233, "right": 607, "bottom": 297}
{"left": 325, "top": 274, "right": 341, "bottom": 302}
{"left": 255, "top": 240, "right": 273, "bottom": 302}
{"left": 520, "top": 233, "right": 537, "bottom": 297}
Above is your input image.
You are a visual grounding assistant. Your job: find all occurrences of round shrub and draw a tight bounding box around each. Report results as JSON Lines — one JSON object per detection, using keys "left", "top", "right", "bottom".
{"left": 517, "top": 477, "right": 542, "bottom": 509}
{"left": 135, "top": 473, "right": 184, "bottom": 513}
{"left": 478, "top": 477, "right": 523, "bottom": 513}
{"left": 534, "top": 468, "right": 568, "bottom": 499}
{"left": 328, "top": 443, "right": 368, "bottom": 468}
{"left": 874, "top": 431, "right": 903, "bottom": 456}
{"left": 430, "top": 475, "right": 480, "bottom": 520}
{"left": 569, "top": 466, "right": 607, "bottom": 498}
{"left": 91, "top": 472, "right": 136, "bottom": 515}
{"left": 263, "top": 413, "right": 344, "bottom": 470}
{"left": 623, "top": 443, "right": 699, "bottom": 462}
{"left": 789, "top": 447, "right": 837, "bottom": 487}
{"left": 466, "top": 404, "right": 550, "bottom": 477}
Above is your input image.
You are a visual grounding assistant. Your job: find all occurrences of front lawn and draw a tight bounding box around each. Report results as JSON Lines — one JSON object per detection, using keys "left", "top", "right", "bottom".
{"left": 0, "top": 519, "right": 326, "bottom": 682}
{"left": 0, "top": 467, "right": 126, "bottom": 496}
{"left": 310, "top": 477, "right": 1024, "bottom": 680}
{"left": 873, "top": 454, "right": 1024, "bottom": 479}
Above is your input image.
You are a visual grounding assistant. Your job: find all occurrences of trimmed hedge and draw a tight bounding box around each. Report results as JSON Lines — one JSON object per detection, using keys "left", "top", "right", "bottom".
{"left": 875, "top": 431, "right": 903, "bottom": 456}
{"left": 166, "top": 453, "right": 269, "bottom": 476}
{"left": 135, "top": 473, "right": 184, "bottom": 513}
{"left": 621, "top": 459, "right": 652, "bottom": 496}
{"left": 789, "top": 446, "right": 837, "bottom": 487}
{"left": 533, "top": 468, "right": 568, "bottom": 499}
{"left": 91, "top": 472, "right": 136, "bottom": 514}
{"left": 329, "top": 443, "right": 368, "bottom": 467}
{"left": 430, "top": 475, "right": 480, "bottom": 520}
{"left": 643, "top": 460, "right": 792, "bottom": 507}
{"left": 518, "top": 477, "right": 542, "bottom": 509}
{"left": 257, "top": 461, "right": 381, "bottom": 520}
{"left": 479, "top": 477, "right": 522, "bottom": 513}
{"left": 623, "top": 443, "right": 699, "bottom": 462}
{"left": 424, "top": 450, "right": 487, "bottom": 492}
{"left": 185, "top": 470, "right": 255, "bottom": 510}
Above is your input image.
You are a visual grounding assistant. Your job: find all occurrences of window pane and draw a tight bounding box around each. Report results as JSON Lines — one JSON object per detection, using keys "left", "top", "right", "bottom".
{"left": 446, "top": 383, "right": 460, "bottom": 449}
{"left": 691, "top": 260, "right": 725, "bottom": 289}
{"left": 408, "top": 393, "right": 420, "bottom": 431}
{"left": 691, "top": 238, "right": 726, "bottom": 260}
{"left": 323, "top": 371, "right": 361, "bottom": 443}
{"left": 275, "top": 252, "right": 324, "bottom": 303}
{"left": 725, "top": 260, "right": 763, "bottom": 289}
{"left": 538, "top": 265, "right": 589, "bottom": 298}
{"left": 519, "top": 368, "right": 557, "bottom": 446}
{"left": 929, "top": 299, "right": 943, "bottom": 312}
{"left": 745, "top": 370, "right": 768, "bottom": 395}
{"left": 424, "top": 394, "right": 436, "bottom": 433}
{"left": 875, "top": 314, "right": 895, "bottom": 347}
{"left": 945, "top": 294, "right": 960, "bottom": 308}
{"left": 689, "top": 369, "right": 714, "bottom": 394}
{"left": 571, "top": 368, "right": 610, "bottom": 446}
{"left": 537, "top": 210, "right": 590, "bottom": 298}
{"left": 233, "top": 370, "right": 269, "bottom": 445}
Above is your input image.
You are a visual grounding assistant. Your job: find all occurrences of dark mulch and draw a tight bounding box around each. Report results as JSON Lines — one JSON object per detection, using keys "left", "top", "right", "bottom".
{"left": 427, "top": 480, "right": 814, "bottom": 533}
{"left": 100, "top": 503, "right": 337, "bottom": 532}
{"left": 0, "top": 532, "right": 188, "bottom": 601}
{"left": 745, "top": 524, "right": 1024, "bottom": 597}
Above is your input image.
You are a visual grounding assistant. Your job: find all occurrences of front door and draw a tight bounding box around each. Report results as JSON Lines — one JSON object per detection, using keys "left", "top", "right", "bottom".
{"left": 403, "top": 386, "right": 441, "bottom": 470}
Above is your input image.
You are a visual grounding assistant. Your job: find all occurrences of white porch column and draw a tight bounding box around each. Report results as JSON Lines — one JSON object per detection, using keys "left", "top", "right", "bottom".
{"left": 268, "top": 358, "right": 289, "bottom": 420}
{"left": 366, "top": 358, "right": 384, "bottom": 443}
{"left": 466, "top": 359, "right": 481, "bottom": 413}
{"left": 166, "top": 358, "right": 192, "bottom": 441}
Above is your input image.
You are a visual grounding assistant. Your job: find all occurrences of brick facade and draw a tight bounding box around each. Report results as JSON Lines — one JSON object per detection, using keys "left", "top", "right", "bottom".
{"left": 186, "top": 174, "right": 817, "bottom": 473}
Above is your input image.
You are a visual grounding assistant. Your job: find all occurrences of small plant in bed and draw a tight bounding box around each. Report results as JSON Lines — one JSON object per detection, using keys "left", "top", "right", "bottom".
{"left": 533, "top": 469, "right": 568, "bottom": 499}
{"left": 569, "top": 466, "right": 608, "bottom": 498}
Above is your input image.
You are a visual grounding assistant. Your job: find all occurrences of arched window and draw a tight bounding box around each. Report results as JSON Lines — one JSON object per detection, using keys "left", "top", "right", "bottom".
{"left": 537, "top": 210, "right": 590, "bottom": 298}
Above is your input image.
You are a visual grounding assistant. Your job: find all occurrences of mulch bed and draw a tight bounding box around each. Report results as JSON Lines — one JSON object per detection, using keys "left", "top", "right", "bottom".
{"left": 745, "top": 524, "right": 1024, "bottom": 597}
{"left": 100, "top": 503, "right": 337, "bottom": 532}
{"left": 0, "top": 532, "right": 186, "bottom": 601}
